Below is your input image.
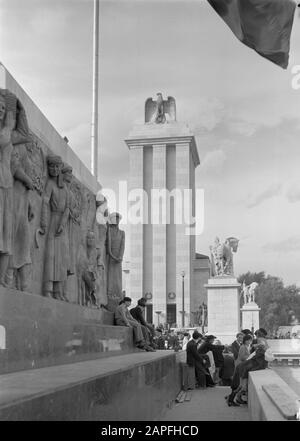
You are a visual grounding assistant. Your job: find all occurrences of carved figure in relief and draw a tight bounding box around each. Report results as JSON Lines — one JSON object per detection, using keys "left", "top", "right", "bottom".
{"left": 95, "top": 192, "right": 109, "bottom": 307}
{"left": 6, "top": 142, "right": 34, "bottom": 291}
{"left": 77, "top": 231, "right": 102, "bottom": 307}
{"left": 106, "top": 212, "right": 125, "bottom": 311}
{"left": 39, "top": 155, "right": 69, "bottom": 300}
{"left": 62, "top": 165, "right": 82, "bottom": 277}
{"left": 0, "top": 90, "right": 30, "bottom": 286}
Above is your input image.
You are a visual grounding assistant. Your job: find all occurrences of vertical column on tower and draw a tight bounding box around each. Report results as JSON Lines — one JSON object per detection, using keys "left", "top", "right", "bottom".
{"left": 175, "top": 142, "right": 192, "bottom": 327}
{"left": 152, "top": 144, "right": 167, "bottom": 327}
{"left": 129, "top": 145, "right": 144, "bottom": 305}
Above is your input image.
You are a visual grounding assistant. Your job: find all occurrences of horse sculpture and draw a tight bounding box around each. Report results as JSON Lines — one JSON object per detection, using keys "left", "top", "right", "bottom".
{"left": 210, "top": 236, "right": 239, "bottom": 277}
{"left": 241, "top": 281, "right": 259, "bottom": 304}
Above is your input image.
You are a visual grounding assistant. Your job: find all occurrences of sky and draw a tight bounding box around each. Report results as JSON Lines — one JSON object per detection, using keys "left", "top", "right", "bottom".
{"left": 1, "top": 0, "right": 300, "bottom": 285}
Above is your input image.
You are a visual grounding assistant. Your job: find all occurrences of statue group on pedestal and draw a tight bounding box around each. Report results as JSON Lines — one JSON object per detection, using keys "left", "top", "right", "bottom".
{"left": 0, "top": 88, "right": 125, "bottom": 312}
{"left": 241, "top": 281, "right": 258, "bottom": 305}
{"left": 209, "top": 236, "right": 239, "bottom": 277}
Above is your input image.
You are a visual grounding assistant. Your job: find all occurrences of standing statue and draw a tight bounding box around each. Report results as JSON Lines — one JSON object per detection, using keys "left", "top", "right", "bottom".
{"left": 210, "top": 237, "right": 224, "bottom": 276}
{"left": 242, "top": 281, "right": 249, "bottom": 304}
{"left": 62, "top": 165, "right": 82, "bottom": 277}
{"left": 0, "top": 89, "right": 30, "bottom": 286}
{"left": 248, "top": 282, "right": 258, "bottom": 303}
{"left": 106, "top": 212, "right": 125, "bottom": 311}
{"left": 196, "top": 304, "right": 203, "bottom": 326}
{"left": 95, "top": 191, "right": 109, "bottom": 307}
{"left": 210, "top": 236, "right": 239, "bottom": 276}
{"left": 77, "top": 231, "right": 102, "bottom": 307}
{"left": 145, "top": 93, "right": 176, "bottom": 124}
{"left": 203, "top": 302, "right": 208, "bottom": 327}
{"left": 7, "top": 142, "right": 35, "bottom": 291}
{"left": 39, "top": 155, "right": 69, "bottom": 300}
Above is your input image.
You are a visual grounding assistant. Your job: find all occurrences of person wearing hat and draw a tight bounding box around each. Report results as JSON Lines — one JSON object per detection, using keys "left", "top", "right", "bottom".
{"left": 231, "top": 332, "right": 244, "bottom": 362}
{"left": 114, "top": 297, "right": 153, "bottom": 351}
{"left": 198, "top": 335, "right": 225, "bottom": 387}
{"left": 186, "top": 331, "right": 207, "bottom": 388}
{"left": 130, "top": 297, "right": 156, "bottom": 350}
{"left": 250, "top": 328, "right": 269, "bottom": 353}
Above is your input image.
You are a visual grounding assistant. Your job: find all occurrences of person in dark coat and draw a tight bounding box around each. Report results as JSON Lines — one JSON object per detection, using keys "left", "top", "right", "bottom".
{"left": 186, "top": 331, "right": 207, "bottom": 388}
{"left": 198, "top": 335, "right": 224, "bottom": 387}
{"left": 154, "top": 328, "right": 165, "bottom": 349}
{"left": 212, "top": 339, "right": 224, "bottom": 384}
{"left": 220, "top": 346, "right": 235, "bottom": 386}
{"left": 226, "top": 343, "right": 268, "bottom": 406}
{"left": 231, "top": 333, "right": 244, "bottom": 362}
{"left": 250, "top": 328, "right": 268, "bottom": 353}
{"left": 130, "top": 297, "right": 156, "bottom": 349}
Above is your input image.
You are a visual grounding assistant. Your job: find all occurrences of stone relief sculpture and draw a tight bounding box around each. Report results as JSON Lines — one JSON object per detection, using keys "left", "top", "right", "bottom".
{"left": 77, "top": 231, "right": 102, "bottom": 307}
{"left": 95, "top": 192, "right": 109, "bottom": 307}
{"left": 7, "top": 142, "right": 35, "bottom": 291}
{"left": 0, "top": 89, "right": 30, "bottom": 286}
{"left": 210, "top": 236, "right": 239, "bottom": 277}
{"left": 39, "top": 155, "right": 69, "bottom": 300}
{"left": 0, "top": 87, "right": 126, "bottom": 312}
{"left": 242, "top": 281, "right": 258, "bottom": 305}
{"left": 145, "top": 93, "right": 176, "bottom": 124}
{"left": 106, "top": 212, "right": 125, "bottom": 311}
{"left": 62, "top": 165, "right": 82, "bottom": 277}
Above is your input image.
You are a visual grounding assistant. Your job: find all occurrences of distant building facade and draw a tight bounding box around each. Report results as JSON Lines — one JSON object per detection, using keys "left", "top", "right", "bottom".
{"left": 124, "top": 95, "right": 210, "bottom": 327}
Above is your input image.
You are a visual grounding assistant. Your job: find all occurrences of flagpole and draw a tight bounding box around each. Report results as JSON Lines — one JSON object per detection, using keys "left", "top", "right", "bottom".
{"left": 91, "top": 0, "right": 99, "bottom": 181}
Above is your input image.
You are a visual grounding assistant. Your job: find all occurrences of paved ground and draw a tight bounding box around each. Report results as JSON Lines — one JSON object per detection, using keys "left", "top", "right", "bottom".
{"left": 160, "top": 386, "right": 250, "bottom": 421}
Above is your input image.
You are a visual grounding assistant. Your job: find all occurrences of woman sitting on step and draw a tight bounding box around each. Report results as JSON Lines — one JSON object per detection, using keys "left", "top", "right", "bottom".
{"left": 226, "top": 341, "right": 268, "bottom": 406}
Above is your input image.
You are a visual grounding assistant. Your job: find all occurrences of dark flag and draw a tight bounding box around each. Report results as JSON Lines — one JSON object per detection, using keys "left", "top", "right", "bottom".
{"left": 207, "top": 0, "right": 296, "bottom": 69}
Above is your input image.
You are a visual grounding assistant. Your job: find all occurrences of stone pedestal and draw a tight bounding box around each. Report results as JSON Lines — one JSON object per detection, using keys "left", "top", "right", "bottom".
{"left": 205, "top": 277, "right": 241, "bottom": 345}
{"left": 241, "top": 302, "right": 260, "bottom": 332}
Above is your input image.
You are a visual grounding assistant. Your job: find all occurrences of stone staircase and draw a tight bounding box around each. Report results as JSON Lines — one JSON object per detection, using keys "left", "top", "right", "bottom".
{"left": 0, "top": 288, "right": 182, "bottom": 420}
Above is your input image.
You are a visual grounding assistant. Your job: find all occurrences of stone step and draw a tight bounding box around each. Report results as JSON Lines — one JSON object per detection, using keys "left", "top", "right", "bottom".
{"left": 0, "top": 350, "right": 181, "bottom": 421}
{"left": 0, "top": 287, "right": 134, "bottom": 374}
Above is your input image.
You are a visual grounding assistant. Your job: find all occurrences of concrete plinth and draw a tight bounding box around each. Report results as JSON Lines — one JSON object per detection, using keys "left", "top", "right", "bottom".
{"left": 0, "top": 288, "right": 134, "bottom": 374}
{"left": 0, "top": 351, "right": 182, "bottom": 421}
{"left": 241, "top": 302, "right": 260, "bottom": 332}
{"left": 205, "top": 277, "right": 241, "bottom": 345}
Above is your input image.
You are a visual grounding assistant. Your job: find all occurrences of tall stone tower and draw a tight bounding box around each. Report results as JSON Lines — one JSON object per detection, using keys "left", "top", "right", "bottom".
{"left": 125, "top": 94, "right": 200, "bottom": 327}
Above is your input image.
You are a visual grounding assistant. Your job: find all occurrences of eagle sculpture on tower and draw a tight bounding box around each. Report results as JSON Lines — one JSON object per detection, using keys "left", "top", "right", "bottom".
{"left": 145, "top": 93, "right": 176, "bottom": 124}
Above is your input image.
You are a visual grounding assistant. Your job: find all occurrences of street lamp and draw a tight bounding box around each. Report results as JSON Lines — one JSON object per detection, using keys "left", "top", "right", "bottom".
{"left": 181, "top": 270, "right": 185, "bottom": 328}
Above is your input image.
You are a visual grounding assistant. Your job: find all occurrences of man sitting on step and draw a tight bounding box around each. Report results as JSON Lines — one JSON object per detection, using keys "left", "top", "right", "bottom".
{"left": 130, "top": 297, "right": 156, "bottom": 350}
{"left": 114, "top": 297, "right": 154, "bottom": 352}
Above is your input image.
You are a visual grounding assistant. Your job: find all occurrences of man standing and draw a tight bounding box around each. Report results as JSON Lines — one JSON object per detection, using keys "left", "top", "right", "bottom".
{"left": 231, "top": 332, "right": 244, "bottom": 362}
{"left": 186, "top": 331, "right": 207, "bottom": 388}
